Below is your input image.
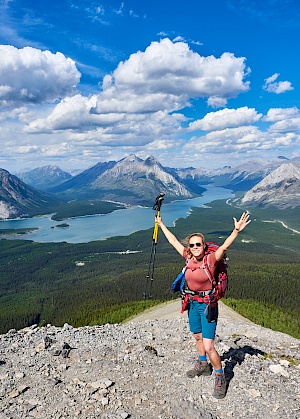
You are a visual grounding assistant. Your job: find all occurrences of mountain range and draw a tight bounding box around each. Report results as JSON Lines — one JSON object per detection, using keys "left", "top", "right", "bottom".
{"left": 174, "top": 156, "right": 290, "bottom": 191}
{"left": 48, "top": 155, "right": 204, "bottom": 204}
{"left": 1, "top": 155, "right": 299, "bottom": 219}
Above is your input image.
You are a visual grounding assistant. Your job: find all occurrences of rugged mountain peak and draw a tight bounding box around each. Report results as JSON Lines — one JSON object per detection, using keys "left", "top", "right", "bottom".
{"left": 144, "top": 155, "right": 159, "bottom": 164}
{"left": 241, "top": 162, "right": 300, "bottom": 208}
{"left": 16, "top": 165, "right": 72, "bottom": 191}
{"left": 270, "top": 162, "right": 300, "bottom": 180}
{"left": 0, "top": 169, "right": 59, "bottom": 219}
{"left": 90, "top": 155, "right": 194, "bottom": 202}
{"left": 120, "top": 154, "right": 143, "bottom": 163}
{"left": 0, "top": 168, "right": 11, "bottom": 179}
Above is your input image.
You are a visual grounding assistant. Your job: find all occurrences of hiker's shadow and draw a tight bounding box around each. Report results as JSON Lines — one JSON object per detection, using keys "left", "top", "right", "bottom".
{"left": 221, "top": 342, "right": 266, "bottom": 389}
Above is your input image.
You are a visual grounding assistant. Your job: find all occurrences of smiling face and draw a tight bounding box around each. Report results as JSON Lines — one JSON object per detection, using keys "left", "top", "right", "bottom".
{"left": 188, "top": 233, "right": 206, "bottom": 260}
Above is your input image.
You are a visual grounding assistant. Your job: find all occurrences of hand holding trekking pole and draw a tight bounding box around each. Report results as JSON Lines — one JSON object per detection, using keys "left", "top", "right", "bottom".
{"left": 233, "top": 212, "right": 251, "bottom": 233}
{"left": 155, "top": 215, "right": 162, "bottom": 226}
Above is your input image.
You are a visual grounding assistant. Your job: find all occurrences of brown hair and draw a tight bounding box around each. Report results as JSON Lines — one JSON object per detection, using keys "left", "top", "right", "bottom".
{"left": 184, "top": 233, "right": 207, "bottom": 258}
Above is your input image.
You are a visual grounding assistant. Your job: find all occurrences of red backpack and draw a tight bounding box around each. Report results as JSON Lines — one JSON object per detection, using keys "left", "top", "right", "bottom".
{"left": 203, "top": 242, "right": 228, "bottom": 302}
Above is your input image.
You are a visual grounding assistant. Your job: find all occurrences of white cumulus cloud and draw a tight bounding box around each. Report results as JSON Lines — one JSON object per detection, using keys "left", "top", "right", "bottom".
{"left": 0, "top": 45, "right": 81, "bottom": 108}
{"left": 105, "top": 38, "right": 250, "bottom": 100}
{"left": 184, "top": 126, "right": 263, "bottom": 154}
{"left": 263, "top": 73, "right": 294, "bottom": 94}
{"left": 263, "top": 107, "right": 300, "bottom": 122}
{"left": 184, "top": 124, "right": 300, "bottom": 159}
{"left": 265, "top": 107, "right": 300, "bottom": 133}
{"left": 268, "top": 118, "right": 300, "bottom": 133}
{"left": 206, "top": 96, "right": 228, "bottom": 108}
{"left": 188, "top": 107, "right": 262, "bottom": 132}
{"left": 25, "top": 38, "right": 250, "bottom": 144}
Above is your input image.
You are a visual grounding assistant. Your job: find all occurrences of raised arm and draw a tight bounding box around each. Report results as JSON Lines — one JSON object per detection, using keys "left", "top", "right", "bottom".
{"left": 215, "top": 212, "right": 251, "bottom": 261}
{"left": 155, "top": 216, "right": 185, "bottom": 256}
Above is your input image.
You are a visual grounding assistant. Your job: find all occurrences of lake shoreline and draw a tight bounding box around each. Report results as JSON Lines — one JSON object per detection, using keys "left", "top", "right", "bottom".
{"left": 0, "top": 186, "right": 234, "bottom": 243}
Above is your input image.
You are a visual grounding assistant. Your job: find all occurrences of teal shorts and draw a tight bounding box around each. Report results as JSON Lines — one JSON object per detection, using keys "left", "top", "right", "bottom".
{"left": 188, "top": 300, "right": 218, "bottom": 339}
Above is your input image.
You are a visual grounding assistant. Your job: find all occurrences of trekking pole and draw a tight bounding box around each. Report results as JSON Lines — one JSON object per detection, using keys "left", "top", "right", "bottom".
{"left": 144, "top": 193, "right": 165, "bottom": 299}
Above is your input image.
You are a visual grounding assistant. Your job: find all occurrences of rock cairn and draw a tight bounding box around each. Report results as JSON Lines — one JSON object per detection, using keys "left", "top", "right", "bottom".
{"left": 0, "top": 305, "right": 300, "bottom": 418}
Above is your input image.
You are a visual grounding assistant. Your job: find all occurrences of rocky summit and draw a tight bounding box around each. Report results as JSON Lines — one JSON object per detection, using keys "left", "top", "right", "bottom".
{"left": 0, "top": 302, "right": 300, "bottom": 419}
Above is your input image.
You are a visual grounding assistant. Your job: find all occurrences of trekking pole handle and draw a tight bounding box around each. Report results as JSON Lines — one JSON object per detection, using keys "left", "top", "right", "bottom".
{"left": 152, "top": 193, "right": 164, "bottom": 243}
{"left": 152, "top": 193, "right": 165, "bottom": 212}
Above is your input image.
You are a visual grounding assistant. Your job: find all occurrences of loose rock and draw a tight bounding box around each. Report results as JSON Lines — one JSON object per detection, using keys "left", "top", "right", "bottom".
{"left": 0, "top": 302, "right": 299, "bottom": 418}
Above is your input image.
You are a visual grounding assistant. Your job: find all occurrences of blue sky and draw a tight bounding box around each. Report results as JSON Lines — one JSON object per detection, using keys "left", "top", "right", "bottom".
{"left": 0, "top": 0, "right": 299, "bottom": 172}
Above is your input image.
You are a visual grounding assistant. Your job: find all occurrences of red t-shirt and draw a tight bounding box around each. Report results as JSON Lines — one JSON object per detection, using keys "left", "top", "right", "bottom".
{"left": 183, "top": 249, "right": 218, "bottom": 292}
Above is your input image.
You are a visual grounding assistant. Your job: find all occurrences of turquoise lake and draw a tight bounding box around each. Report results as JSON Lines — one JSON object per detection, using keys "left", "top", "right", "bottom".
{"left": 0, "top": 186, "right": 233, "bottom": 243}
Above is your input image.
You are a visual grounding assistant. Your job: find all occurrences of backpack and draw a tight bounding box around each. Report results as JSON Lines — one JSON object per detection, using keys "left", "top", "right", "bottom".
{"left": 171, "top": 266, "right": 187, "bottom": 293}
{"left": 171, "top": 241, "right": 228, "bottom": 303}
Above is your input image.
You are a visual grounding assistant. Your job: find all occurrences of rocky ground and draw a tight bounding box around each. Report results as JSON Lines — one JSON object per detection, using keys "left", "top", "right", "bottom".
{"left": 0, "top": 300, "right": 299, "bottom": 419}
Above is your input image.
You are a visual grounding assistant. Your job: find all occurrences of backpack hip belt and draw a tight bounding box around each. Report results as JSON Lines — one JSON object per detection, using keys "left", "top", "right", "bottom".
{"left": 186, "top": 289, "right": 213, "bottom": 298}
{"left": 191, "top": 294, "right": 213, "bottom": 305}
{"left": 180, "top": 293, "right": 213, "bottom": 313}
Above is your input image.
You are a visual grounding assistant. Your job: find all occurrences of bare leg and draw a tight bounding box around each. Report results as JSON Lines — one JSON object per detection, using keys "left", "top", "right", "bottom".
{"left": 193, "top": 333, "right": 222, "bottom": 370}
{"left": 203, "top": 337, "right": 222, "bottom": 370}
{"left": 194, "top": 332, "right": 206, "bottom": 358}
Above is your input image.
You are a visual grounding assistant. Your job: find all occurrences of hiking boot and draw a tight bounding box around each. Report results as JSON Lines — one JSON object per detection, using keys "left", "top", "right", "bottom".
{"left": 213, "top": 373, "right": 227, "bottom": 399}
{"left": 186, "top": 359, "right": 211, "bottom": 378}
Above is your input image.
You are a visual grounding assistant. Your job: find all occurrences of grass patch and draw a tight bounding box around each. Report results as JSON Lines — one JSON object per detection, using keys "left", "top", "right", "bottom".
{"left": 87, "top": 300, "right": 163, "bottom": 327}
{"left": 223, "top": 298, "right": 300, "bottom": 340}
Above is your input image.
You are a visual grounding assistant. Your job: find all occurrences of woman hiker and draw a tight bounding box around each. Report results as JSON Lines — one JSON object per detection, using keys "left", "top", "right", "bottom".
{"left": 155, "top": 212, "right": 251, "bottom": 399}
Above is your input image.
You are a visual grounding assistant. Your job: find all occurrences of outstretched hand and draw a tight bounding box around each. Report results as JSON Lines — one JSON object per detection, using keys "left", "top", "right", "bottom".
{"left": 234, "top": 212, "right": 251, "bottom": 232}
{"left": 155, "top": 215, "right": 162, "bottom": 226}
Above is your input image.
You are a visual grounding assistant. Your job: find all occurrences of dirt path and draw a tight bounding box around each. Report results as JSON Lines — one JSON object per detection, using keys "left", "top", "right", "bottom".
{"left": 126, "top": 299, "right": 252, "bottom": 324}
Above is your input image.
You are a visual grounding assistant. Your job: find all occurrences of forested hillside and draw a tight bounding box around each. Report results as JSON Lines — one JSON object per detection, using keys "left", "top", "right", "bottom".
{"left": 0, "top": 200, "right": 299, "bottom": 338}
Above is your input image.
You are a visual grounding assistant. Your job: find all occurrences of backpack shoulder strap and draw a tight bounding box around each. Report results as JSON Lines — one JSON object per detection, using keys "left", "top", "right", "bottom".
{"left": 185, "top": 257, "right": 192, "bottom": 269}
{"left": 203, "top": 254, "right": 217, "bottom": 287}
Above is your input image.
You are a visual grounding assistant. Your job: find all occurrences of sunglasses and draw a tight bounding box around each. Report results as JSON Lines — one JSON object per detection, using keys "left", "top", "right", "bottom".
{"left": 189, "top": 242, "right": 204, "bottom": 248}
